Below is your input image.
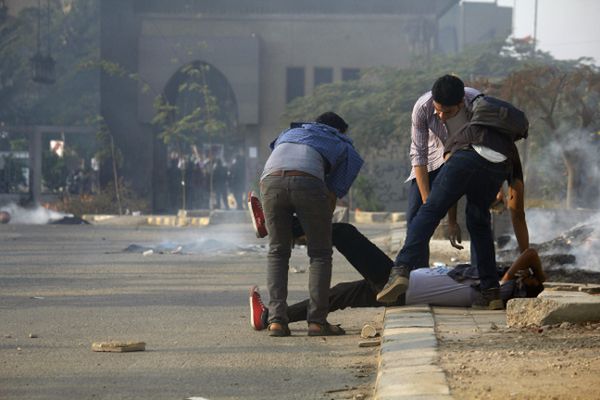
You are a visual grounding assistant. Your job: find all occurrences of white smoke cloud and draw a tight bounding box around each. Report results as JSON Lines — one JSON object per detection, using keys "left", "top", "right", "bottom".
{"left": 530, "top": 128, "right": 600, "bottom": 209}
{"left": 0, "top": 203, "right": 71, "bottom": 225}
{"left": 569, "top": 213, "right": 600, "bottom": 272}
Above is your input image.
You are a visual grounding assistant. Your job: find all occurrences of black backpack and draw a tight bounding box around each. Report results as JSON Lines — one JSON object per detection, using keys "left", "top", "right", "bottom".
{"left": 469, "top": 95, "right": 529, "bottom": 141}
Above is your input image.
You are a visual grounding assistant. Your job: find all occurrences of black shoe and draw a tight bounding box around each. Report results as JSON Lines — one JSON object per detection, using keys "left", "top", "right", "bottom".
{"left": 268, "top": 322, "right": 291, "bottom": 337}
{"left": 376, "top": 265, "right": 410, "bottom": 304}
{"left": 472, "top": 287, "right": 503, "bottom": 310}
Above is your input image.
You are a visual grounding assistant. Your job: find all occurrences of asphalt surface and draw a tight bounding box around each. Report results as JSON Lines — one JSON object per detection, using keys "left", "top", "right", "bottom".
{"left": 0, "top": 223, "right": 390, "bottom": 400}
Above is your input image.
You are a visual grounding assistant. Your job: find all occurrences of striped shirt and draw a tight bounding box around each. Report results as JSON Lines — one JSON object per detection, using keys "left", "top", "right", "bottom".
{"left": 405, "top": 87, "right": 481, "bottom": 182}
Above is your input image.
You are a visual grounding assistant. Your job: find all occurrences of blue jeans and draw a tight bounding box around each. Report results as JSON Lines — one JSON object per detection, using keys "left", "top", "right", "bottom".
{"left": 406, "top": 167, "right": 441, "bottom": 268}
{"left": 395, "top": 150, "right": 508, "bottom": 290}
{"left": 261, "top": 175, "right": 333, "bottom": 325}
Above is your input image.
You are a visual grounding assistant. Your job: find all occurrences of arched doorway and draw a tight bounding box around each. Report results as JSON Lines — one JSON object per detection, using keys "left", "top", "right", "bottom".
{"left": 155, "top": 61, "right": 242, "bottom": 211}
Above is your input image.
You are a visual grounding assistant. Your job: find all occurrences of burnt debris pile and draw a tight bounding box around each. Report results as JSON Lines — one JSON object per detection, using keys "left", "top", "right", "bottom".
{"left": 497, "top": 223, "right": 600, "bottom": 283}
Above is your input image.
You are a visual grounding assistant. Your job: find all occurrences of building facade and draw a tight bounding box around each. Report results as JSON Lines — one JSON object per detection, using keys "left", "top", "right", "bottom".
{"left": 100, "top": 0, "right": 511, "bottom": 211}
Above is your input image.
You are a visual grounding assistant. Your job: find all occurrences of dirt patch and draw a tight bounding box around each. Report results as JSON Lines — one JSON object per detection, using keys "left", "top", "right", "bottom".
{"left": 438, "top": 321, "right": 600, "bottom": 400}
{"left": 427, "top": 237, "right": 600, "bottom": 399}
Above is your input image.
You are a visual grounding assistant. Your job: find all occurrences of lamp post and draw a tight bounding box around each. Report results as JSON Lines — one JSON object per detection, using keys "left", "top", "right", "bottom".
{"left": 0, "top": 0, "right": 8, "bottom": 24}
{"left": 31, "top": 0, "right": 55, "bottom": 84}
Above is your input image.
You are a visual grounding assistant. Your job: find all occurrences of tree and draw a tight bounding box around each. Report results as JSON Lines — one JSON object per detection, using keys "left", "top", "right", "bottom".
{"left": 152, "top": 63, "right": 227, "bottom": 210}
{"left": 0, "top": 0, "right": 100, "bottom": 201}
{"left": 283, "top": 41, "right": 528, "bottom": 210}
{"left": 283, "top": 39, "right": 598, "bottom": 210}
{"left": 496, "top": 63, "right": 600, "bottom": 208}
{"left": 0, "top": 0, "right": 100, "bottom": 127}
{"left": 94, "top": 116, "right": 123, "bottom": 214}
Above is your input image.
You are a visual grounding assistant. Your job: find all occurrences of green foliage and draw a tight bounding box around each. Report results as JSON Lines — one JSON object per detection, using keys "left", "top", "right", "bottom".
{"left": 93, "top": 115, "right": 122, "bottom": 167}
{"left": 284, "top": 38, "right": 600, "bottom": 209}
{"left": 283, "top": 40, "right": 531, "bottom": 160}
{"left": 152, "top": 63, "right": 226, "bottom": 153}
{"left": 351, "top": 175, "right": 383, "bottom": 212}
{"left": 59, "top": 178, "right": 150, "bottom": 215}
{"left": 41, "top": 150, "right": 68, "bottom": 192}
{"left": 0, "top": 155, "right": 27, "bottom": 192}
{"left": 9, "top": 137, "right": 28, "bottom": 151}
{"left": 0, "top": 0, "right": 100, "bottom": 126}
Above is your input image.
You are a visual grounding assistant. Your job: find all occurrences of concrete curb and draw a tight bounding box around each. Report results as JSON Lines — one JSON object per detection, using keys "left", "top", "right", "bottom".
{"left": 354, "top": 210, "right": 405, "bottom": 224}
{"left": 82, "top": 210, "right": 406, "bottom": 227}
{"left": 375, "top": 305, "right": 453, "bottom": 400}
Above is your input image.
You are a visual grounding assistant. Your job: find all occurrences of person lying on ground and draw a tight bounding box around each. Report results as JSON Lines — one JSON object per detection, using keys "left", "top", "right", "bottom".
{"left": 248, "top": 212, "right": 545, "bottom": 332}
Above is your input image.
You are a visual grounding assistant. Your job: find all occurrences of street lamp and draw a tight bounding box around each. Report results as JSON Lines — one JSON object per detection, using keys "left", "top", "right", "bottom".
{"left": 31, "top": 0, "right": 55, "bottom": 84}
{"left": 0, "top": 0, "right": 8, "bottom": 24}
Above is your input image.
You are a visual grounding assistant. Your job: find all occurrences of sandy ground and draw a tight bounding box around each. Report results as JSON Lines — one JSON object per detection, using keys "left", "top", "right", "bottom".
{"left": 439, "top": 320, "right": 600, "bottom": 400}
{"left": 428, "top": 239, "right": 600, "bottom": 400}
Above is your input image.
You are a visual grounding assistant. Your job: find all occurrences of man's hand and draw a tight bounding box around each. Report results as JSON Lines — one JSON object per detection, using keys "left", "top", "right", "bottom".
{"left": 490, "top": 189, "right": 506, "bottom": 214}
{"left": 414, "top": 165, "right": 430, "bottom": 203}
{"left": 447, "top": 221, "right": 464, "bottom": 250}
{"left": 446, "top": 204, "right": 463, "bottom": 250}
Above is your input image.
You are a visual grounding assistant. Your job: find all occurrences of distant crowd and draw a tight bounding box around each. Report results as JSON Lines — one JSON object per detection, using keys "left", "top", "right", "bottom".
{"left": 166, "top": 154, "right": 246, "bottom": 212}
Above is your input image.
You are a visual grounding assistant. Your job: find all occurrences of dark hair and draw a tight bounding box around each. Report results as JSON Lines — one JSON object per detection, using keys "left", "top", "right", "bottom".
{"left": 431, "top": 75, "right": 465, "bottom": 106}
{"left": 315, "top": 111, "right": 348, "bottom": 133}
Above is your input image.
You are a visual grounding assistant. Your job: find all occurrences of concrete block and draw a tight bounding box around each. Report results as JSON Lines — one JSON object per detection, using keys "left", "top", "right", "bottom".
{"left": 506, "top": 291, "right": 600, "bottom": 327}
{"left": 376, "top": 371, "right": 450, "bottom": 397}
{"left": 380, "top": 350, "right": 437, "bottom": 368}
{"left": 386, "top": 305, "right": 431, "bottom": 315}
{"left": 385, "top": 316, "right": 434, "bottom": 329}
{"left": 378, "top": 363, "right": 441, "bottom": 376}
{"left": 353, "top": 210, "right": 382, "bottom": 223}
{"left": 384, "top": 306, "right": 434, "bottom": 329}
{"left": 208, "top": 210, "right": 249, "bottom": 224}
{"left": 381, "top": 329, "right": 437, "bottom": 349}
{"left": 377, "top": 395, "right": 453, "bottom": 400}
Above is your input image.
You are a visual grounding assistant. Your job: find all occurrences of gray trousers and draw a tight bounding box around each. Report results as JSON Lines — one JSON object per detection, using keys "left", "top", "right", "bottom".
{"left": 260, "top": 175, "right": 333, "bottom": 325}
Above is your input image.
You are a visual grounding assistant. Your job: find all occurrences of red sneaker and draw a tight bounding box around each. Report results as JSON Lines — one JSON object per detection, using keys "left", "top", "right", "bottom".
{"left": 247, "top": 191, "right": 267, "bottom": 238}
{"left": 249, "top": 285, "right": 268, "bottom": 331}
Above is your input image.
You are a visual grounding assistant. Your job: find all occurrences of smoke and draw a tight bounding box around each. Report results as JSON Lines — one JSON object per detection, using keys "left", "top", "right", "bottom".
{"left": 570, "top": 213, "right": 600, "bottom": 272}
{"left": 527, "top": 128, "right": 600, "bottom": 209}
{"left": 519, "top": 126, "right": 600, "bottom": 272}
{"left": 523, "top": 209, "right": 600, "bottom": 272}
{"left": 0, "top": 203, "right": 72, "bottom": 225}
{"left": 525, "top": 208, "right": 586, "bottom": 243}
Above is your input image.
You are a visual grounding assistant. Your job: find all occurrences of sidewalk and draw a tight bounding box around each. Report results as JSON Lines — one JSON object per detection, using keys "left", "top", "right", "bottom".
{"left": 375, "top": 290, "right": 600, "bottom": 399}
{"left": 81, "top": 209, "right": 405, "bottom": 228}
{"left": 375, "top": 305, "right": 505, "bottom": 400}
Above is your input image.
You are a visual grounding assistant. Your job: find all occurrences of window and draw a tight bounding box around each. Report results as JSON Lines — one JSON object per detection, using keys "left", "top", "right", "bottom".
{"left": 286, "top": 67, "right": 305, "bottom": 103}
{"left": 314, "top": 67, "right": 333, "bottom": 88}
{"left": 342, "top": 68, "right": 360, "bottom": 81}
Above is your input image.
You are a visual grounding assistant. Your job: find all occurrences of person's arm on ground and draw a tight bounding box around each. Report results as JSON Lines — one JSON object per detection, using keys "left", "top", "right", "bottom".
{"left": 446, "top": 203, "right": 464, "bottom": 250}
{"left": 508, "top": 178, "right": 529, "bottom": 252}
{"left": 500, "top": 248, "right": 546, "bottom": 284}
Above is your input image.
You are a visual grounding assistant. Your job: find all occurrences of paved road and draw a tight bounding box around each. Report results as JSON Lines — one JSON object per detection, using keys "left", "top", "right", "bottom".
{"left": 0, "top": 223, "right": 387, "bottom": 400}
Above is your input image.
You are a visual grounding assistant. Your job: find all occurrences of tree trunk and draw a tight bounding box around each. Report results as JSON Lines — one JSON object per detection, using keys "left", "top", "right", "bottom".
{"left": 180, "top": 166, "right": 186, "bottom": 211}
{"left": 518, "top": 140, "right": 530, "bottom": 184}
{"left": 561, "top": 150, "right": 577, "bottom": 209}
{"left": 110, "top": 135, "right": 123, "bottom": 215}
